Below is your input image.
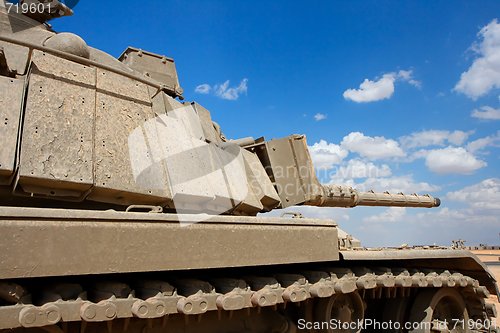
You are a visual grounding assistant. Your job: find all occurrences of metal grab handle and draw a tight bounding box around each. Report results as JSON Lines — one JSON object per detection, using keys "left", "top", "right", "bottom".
{"left": 125, "top": 205, "right": 163, "bottom": 213}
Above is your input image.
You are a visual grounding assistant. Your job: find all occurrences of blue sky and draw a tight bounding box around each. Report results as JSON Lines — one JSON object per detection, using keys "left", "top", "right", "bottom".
{"left": 53, "top": 1, "right": 500, "bottom": 247}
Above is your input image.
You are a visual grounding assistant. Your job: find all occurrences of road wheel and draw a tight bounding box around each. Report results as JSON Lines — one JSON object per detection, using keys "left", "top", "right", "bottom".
{"left": 408, "top": 288, "right": 469, "bottom": 333}
{"left": 314, "top": 292, "right": 364, "bottom": 333}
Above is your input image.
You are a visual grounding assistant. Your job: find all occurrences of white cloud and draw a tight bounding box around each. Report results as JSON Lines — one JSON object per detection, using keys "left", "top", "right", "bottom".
{"left": 343, "top": 74, "right": 396, "bottom": 103}
{"left": 341, "top": 132, "right": 406, "bottom": 160}
{"left": 329, "top": 161, "right": 439, "bottom": 193}
{"left": 314, "top": 113, "right": 327, "bottom": 121}
{"left": 355, "top": 176, "right": 500, "bottom": 244}
{"left": 309, "top": 140, "right": 349, "bottom": 170}
{"left": 364, "top": 207, "right": 406, "bottom": 223}
{"left": 194, "top": 79, "right": 248, "bottom": 100}
{"left": 418, "top": 207, "right": 470, "bottom": 220}
{"left": 425, "top": 147, "right": 486, "bottom": 174}
{"left": 455, "top": 19, "right": 500, "bottom": 99}
{"left": 447, "top": 178, "right": 500, "bottom": 210}
{"left": 332, "top": 159, "right": 392, "bottom": 180}
{"left": 343, "top": 70, "right": 419, "bottom": 103}
{"left": 447, "top": 130, "right": 474, "bottom": 145}
{"left": 351, "top": 175, "right": 439, "bottom": 193}
{"left": 215, "top": 79, "right": 248, "bottom": 100}
{"left": 397, "top": 70, "right": 422, "bottom": 88}
{"left": 194, "top": 84, "right": 211, "bottom": 94}
{"left": 412, "top": 206, "right": 499, "bottom": 240}
{"left": 408, "top": 149, "right": 431, "bottom": 161}
{"left": 471, "top": 106, "right": 500, "bottom": 120}
{"left": 400, "top": 130, "right": 473, "bottom": 148}
{"left": 466, "top": 131, "right": 500, "bottom": 153}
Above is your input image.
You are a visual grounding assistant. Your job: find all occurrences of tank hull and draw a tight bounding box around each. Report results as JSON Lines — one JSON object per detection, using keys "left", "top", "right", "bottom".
{"left": 0, "top": 207, "right": 339, "bottom": 279}
{"left": 0, "top": 207, "right": 498, "bottom": 331}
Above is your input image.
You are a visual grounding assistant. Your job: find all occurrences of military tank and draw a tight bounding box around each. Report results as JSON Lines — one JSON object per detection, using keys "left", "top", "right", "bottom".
{"left": 0, "top": 1, "right": 498, "bottom": 332}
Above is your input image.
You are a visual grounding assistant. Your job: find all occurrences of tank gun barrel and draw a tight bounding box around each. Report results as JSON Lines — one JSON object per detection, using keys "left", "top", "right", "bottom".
{"left": 259, "top": 135, "right": 441, "bottom": 210}
{"left": 317, "top": 185, "right": 440, "bottom": 208}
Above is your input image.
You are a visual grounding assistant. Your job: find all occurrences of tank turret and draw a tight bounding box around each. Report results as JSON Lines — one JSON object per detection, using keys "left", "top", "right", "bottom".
{"left": 0, "top": 4, "right": 440, "bottom": 215}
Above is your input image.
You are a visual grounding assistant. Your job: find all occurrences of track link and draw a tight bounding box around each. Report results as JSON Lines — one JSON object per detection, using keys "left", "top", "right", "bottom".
{"left": 0, "top": 267, "right": 496, "bottom": 332}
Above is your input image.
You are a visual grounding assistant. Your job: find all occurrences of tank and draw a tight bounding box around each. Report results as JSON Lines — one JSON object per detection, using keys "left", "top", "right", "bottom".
{"left": 0, "top": 1, "right": 498, "bottom": 332}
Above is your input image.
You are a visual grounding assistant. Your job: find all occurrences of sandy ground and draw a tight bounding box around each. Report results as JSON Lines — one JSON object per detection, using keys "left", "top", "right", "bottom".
{"left": 471, "top": 250, "right": 500, "bottom": 321}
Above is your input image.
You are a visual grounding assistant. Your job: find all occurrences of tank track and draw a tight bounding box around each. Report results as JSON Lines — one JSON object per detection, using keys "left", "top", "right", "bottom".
{"left": 0, "top": 266, "right": 497, "bottom": 332}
